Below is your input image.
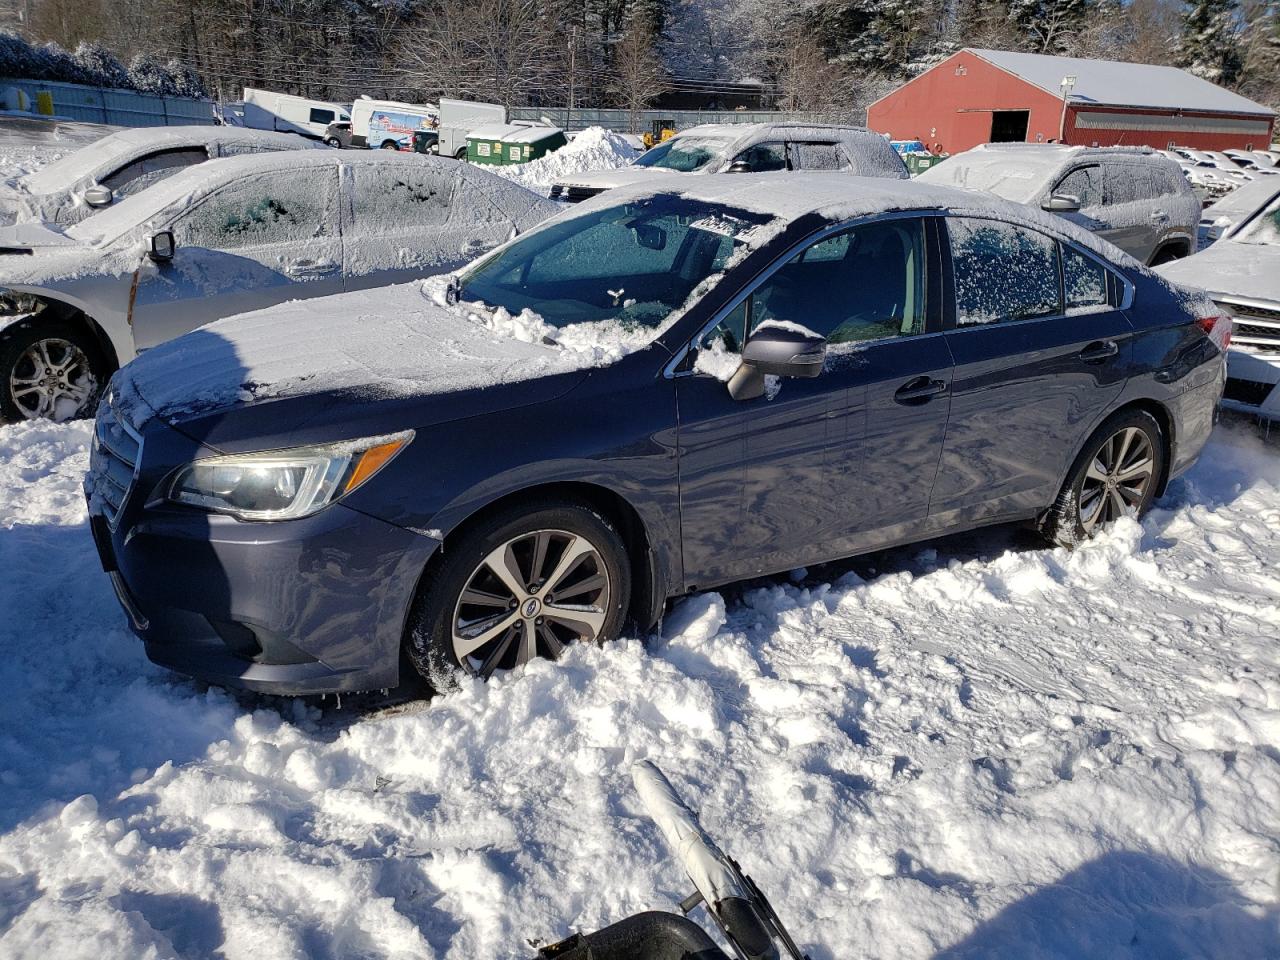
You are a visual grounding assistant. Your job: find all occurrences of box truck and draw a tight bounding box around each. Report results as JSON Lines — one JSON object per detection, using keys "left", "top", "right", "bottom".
{"left": 242, "top": 88, "right": 351, "bottom": 140}
{"left": 436, "top": 98, "right": 507, "bottom": 159}
{"left": 350, "top": 97, "right": 439, "bottom": 150}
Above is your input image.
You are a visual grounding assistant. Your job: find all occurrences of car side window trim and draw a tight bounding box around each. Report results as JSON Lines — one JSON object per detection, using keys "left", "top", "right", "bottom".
{"left": 664, "top": 210, "right": 945, "bottom": 379}
{"left": 938, "top": 214, "right": 1134, "bottom": 334}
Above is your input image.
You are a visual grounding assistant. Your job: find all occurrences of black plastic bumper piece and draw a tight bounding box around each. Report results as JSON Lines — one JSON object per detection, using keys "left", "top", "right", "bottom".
{"left": 536, "top": 911, "right": 728, "bottom": 960}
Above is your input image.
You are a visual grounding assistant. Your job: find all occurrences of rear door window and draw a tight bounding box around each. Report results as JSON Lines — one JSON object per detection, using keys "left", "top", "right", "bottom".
{"left": 1061, "top": 245, "right": 1110, "bottom": 309}
{"left": 948, "top": 217, "right": 1061, "bottom": 325}
{"left": 789, "top": 142, "right": 849, "bottom": 171}
{"left": 348, "top": 164, "right": 453, "bottom": 233}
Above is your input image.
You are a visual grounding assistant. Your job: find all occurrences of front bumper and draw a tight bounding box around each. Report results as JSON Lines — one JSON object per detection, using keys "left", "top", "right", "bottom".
{"left": 1222, "top": 348, "right": 1280, "bottom": 419}
{"left": 86, "top": 406, "right": 439, "bottom": 695}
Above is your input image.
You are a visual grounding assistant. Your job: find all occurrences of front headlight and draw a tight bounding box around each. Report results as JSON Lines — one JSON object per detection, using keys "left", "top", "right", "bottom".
{"left": 167, "top": 432, "right": 412, "bottom": 521}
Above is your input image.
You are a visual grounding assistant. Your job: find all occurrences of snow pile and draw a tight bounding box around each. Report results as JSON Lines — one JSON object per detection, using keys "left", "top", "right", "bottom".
{"left": 488, "top": 126, "right": 638, "bottom": 194}
{"left": 1, "top": 418, "right": 1278, "bottom": 958}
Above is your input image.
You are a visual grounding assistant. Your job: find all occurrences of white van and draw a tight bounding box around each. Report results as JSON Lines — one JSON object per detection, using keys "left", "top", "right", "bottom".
{"left": 350, "top": 98, "right": 438, "bottom": 150}
{"left": 436, "top": 98, "right": 507, "bottom": 159}
{"left": 242, "top": 88, "right": 351, "bottom": 140}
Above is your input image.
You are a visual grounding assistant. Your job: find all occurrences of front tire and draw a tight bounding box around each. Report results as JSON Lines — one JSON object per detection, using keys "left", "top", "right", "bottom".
{"left": 380, "top": 140, "right": 400, "bottom": 151}
{"left": 1042, "top": 409, "right": 1165, "bottom": 546}
{"left": 405, "top": 499, "right": 631, "bottom": 691}
{"left": 0, "top": 319, "right": 107, "bottom": 423}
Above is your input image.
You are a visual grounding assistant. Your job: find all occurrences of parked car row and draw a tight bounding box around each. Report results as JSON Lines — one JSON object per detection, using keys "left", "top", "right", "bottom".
{"left": 0, "top": 122, "right": 1233, "bottom": 700}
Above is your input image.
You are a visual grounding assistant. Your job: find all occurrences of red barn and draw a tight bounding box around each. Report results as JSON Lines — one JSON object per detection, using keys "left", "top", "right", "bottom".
{"left": 868, "top": 48, "right": 1275, "bottom": 155}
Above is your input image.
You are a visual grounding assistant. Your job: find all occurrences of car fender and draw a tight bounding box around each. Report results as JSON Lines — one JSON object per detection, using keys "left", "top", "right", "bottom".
{"left": 2, "top": 278, "right": 135, "bottom": 368}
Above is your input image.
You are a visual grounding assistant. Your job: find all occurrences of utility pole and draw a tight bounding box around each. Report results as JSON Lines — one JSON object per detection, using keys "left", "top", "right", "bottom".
{"left": 568, "top": 26, "right": 577, "bottom": 112}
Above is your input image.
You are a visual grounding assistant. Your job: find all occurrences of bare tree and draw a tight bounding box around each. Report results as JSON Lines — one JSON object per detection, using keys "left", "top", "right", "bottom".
{"left": 770, "top": 24, "right": 850, "bottom": 113}
{"left": 611, "top": 13, "right": 666, "bottom": 133}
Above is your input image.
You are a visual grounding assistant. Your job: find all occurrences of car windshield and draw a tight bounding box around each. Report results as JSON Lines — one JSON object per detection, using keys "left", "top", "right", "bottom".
{"left": 920, "top": 157, "right": 1050, "bottom": 204}
{"left": 1231, "top": 194, "right": 1280, "bottom": 245}
{"left": 458, "top": 195, "right": 772, "bottom": 336}
{"left": 631, "top": 136, "right": 732, "bottom": 173}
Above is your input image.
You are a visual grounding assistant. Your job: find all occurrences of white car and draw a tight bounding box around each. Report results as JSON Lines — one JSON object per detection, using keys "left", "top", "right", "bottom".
{"left": 1157, "top": 183, "right": 1280, "bottom": 419}
{"left": 549, "top": 123, "right": 908, "bottom": 202}
{"left": 1224, "top": 149, "right": 1279, "bottom": 174}
{"left": 0, "top": 126, "right": 327, "bottom": 227}
{"left": 1195, "top": 178, "right": 1280, "bottom": 249}
{"left": 0, "top": 151, "right": 556, "bottom": 422}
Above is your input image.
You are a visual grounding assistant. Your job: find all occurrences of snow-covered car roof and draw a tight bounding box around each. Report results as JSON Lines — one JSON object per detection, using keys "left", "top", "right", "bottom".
{"left": 66, "top": 150, "right": 551, "bottom": 247}
{"left": 672, "top": 122, "right": 908, "bottom": 179}
{"left": 919, "top": 143, "right": 1181, "bottom": 204}
{"left": 568, "top": 171, "right": 1138, "bottom": 265}
{"left": 19, "top": 125, "right": 323, "bottom": 195}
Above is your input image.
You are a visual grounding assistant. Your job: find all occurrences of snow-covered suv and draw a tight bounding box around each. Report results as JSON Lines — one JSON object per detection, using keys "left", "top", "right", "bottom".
{"left": 549, "top": 123, "right": 908, "bottom": 202}
{"left": 920, "top": 144, "right": 1200, "bottom": 265}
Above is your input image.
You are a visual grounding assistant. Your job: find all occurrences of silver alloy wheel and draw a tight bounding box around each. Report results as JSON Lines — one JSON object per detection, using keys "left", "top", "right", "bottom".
{"left": 451, "top": 528, "right": 611, "bottom": 678}
{"left": 1078, "top": 426, "right": 1156, "bottom": 533}
{"left": 9, "top": 337, "right": 96, "bottom": 421}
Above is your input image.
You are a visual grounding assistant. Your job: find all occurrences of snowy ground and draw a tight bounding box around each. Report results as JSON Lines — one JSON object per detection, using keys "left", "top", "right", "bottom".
{"left": 1, "top": 123, "right": 1278, "bottom": 960}
{"left": 1, "top": 418, "right": 1278, "bottom": 960}
{"left": 487, "top": 126, "right": 638, "bottom": 194}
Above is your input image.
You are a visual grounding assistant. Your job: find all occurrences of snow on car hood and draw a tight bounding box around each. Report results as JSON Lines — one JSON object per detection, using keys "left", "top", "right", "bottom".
{"left": 1154, "top": 241, "right": 1280, "bottom": 304}
{"left": 554, "top": 165, "right": 672, "bottom": 191}
{"left": 114, "top": 278, "right": 625, "bottom": 428}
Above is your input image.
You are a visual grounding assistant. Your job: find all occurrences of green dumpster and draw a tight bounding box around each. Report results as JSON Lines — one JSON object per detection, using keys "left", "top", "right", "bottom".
{"left": 904, "top": 152, "right": 944, "bottom": 176}
{"left": 466, "top": 123, "right": 568, "bottom": 165}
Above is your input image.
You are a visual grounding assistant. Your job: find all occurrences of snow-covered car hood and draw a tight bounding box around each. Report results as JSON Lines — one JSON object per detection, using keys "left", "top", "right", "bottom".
{"left": 0, "top": 220, "right": 79, "bottom": 250}
{"left": 1154, "top": 242, "right": 1280, "bottom": 304}
{"left": 554, "top": 165, "right": 675, "bottom": 191}
{"left": 114, "top": 280, "right": 609, "bottom": 429}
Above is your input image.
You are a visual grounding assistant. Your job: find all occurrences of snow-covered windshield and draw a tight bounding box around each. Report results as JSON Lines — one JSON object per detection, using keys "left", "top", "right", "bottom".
{"left": 920, "top": 156, "right": 1050, "bottom": 204}
{"left": 631, "top": 137, "right": 732, "bottom": 173}
{"left": 458, "top": 194, "right": 773, "bottom": 338}
{"left": 1232, "top": 194, "right": 1280, "bottom": 245}
{"left": 22, "top": 137, "right": 137, "bottom": 195}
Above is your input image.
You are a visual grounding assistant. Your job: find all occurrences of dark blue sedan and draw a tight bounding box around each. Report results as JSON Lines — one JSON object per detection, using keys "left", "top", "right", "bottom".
{"left": 85, "top": 175, "right": 1228, "bottom": 695}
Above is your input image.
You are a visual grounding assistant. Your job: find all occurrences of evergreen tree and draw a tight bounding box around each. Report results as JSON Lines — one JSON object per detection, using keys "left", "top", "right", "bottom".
{"left": 1176, "top": 0, "right": 1244, "bottom": 82}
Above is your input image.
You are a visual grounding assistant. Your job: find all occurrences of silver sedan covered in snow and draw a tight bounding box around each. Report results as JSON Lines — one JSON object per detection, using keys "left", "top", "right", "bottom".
{"left": 0, "top": 125, "right": 328, "bottom": 227}
{"left": 0, "top": 150, "right": 558, "bottom": 421}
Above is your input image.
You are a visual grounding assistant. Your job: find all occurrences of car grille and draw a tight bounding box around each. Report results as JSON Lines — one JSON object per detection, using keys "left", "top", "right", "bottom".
{"left": 1217, "top": 297, "right": 1280, "bottom": 353}
{"left": 88, "top": 397, "right": 142, "bottom": 529}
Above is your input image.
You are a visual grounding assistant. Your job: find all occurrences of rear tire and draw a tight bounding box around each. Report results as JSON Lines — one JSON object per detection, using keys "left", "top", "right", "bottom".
{"left": 0, "top": 319, "right": 108, "bottom": 424}
{"left": 454, "top": 147, "right": 467, "bottom": 161}
{"left": 1042, "top": 409, "right": 1165, "bottom": 547}
{"left": 325, "top": 136, "right": 342, "bottom": 148}
{"left": 1149, "top": 244, "right": 1186, "bottom": 265}
{"left": 405, "top": 499, "right": 631, "bottom": 692}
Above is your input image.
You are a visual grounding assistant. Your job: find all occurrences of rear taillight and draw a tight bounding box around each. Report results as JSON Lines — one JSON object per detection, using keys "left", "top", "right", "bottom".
{"left": 1197, "top": 313, "right": 1232, "bottom": 352}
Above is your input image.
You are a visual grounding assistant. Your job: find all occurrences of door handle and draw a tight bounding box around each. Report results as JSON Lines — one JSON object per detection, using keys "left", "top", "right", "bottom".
{"left": 1151, "top": 210, "right": 1169, "bottom": 223}
{"left": 1079, "top": 340, "right": 1119, "bottom": 363}
{"left": 894, "top": 376, "right": 948, "bottom": 405}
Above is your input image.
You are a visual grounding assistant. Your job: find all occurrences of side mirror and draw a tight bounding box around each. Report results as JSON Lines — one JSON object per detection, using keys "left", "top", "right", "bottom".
{"left": 1042, "top": 194, "right": 1082, "bottom": 213}
{"left": 83, "top": 185, "right": 113, "bottom": 208}
{"left": 726, "top": 160, "right": 752, "bottom": 173}
{"left": 148, "top": 230, "right": 176, "bottom": 263}
{"left": 740, "top": 322, "right": 826, "bottom": 378}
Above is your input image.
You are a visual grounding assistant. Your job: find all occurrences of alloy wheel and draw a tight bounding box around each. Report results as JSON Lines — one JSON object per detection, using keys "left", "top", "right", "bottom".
{"left": 1078, "top": 426, "right": 1156, "bottom": 533}
{"left": 9, "top": 337, "right": 96, "bottom": 421}
{"left": 451, "top": 528, "right": 611, "bottom": 678}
